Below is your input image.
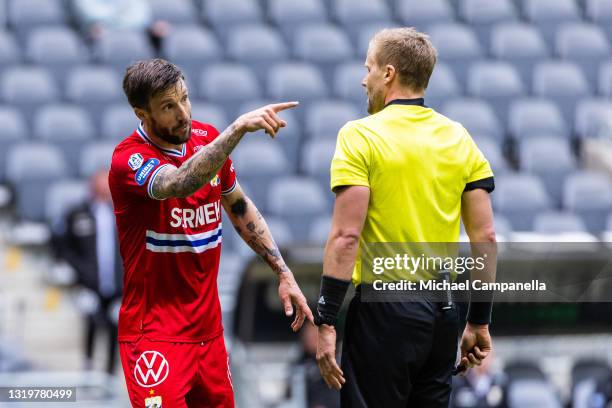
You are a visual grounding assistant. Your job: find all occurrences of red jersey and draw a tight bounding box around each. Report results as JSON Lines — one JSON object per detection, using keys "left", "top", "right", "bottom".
{"left": 109, "top": 120, "right": 236, "bottom": 343}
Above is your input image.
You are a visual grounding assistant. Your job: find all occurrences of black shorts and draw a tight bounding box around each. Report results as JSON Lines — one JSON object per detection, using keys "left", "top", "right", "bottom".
{"left": 340, "top": 291, "right": 460, "bottom": 408}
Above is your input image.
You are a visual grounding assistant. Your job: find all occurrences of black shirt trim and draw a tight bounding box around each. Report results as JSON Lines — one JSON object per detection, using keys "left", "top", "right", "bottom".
{"left": 385, "top": 98, "right": 427, "bottom": 108}
{"left": 464, "top": 177, "right": 495, "bottom": 193}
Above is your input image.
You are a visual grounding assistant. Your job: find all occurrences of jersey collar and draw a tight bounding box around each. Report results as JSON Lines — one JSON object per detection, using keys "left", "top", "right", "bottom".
{"left": 385, "top": 98, "right": 427, "bottom": 108}
{"left": 136, "top": 122, "right": 186, "bottom": 157}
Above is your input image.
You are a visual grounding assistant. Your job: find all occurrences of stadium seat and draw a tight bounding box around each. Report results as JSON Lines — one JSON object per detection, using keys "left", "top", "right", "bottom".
{"left": 202, "top": 0, "right": 262, "bottom": 39}
{"left": 355, "top": 22, "right": 402, "bottom": 59}
{"left": 598, "top": 61, "right": 612, "bottom": 97}
{"left": 333, "top": 61, "right": 367, "bottom": 108}
{"left": 93, "top": 30, "right": 154, "bottom": 73}
{"left": 507, "top": 380, "right": 562, "bottom": 408}
{"left": 199, "top": 64, "right": 261, "bottom": 117}
{"left": 493, "top": 173, "right": 551, "bottom": 230}
{"left": 0, "top": 107, "right": 27, "bottom": 181}
{"left": 563, "top": 171, "right": 612, "bottom": 233}
{"left": 426, "top": 63, "right": 461, "bottom": 111}
{"left": 293, "top": 23, "right": 353, "bottom": 84}
{"left": 301, "top": 139, "right": 337, "bottom": 199}
{"left": 7, "top": 0, "right": 66, "bottom": 41}
{"left": 442, "top": 99, "right": 504, "bottom": 142}
{"left": 304, "top": 100, "right": 361, "bottom": 139}
{"left": 0, "top": 30, "right": 21, "bottom": 70}
{"left": 467, "top": 61, "right": 524, "bottom": 126}
{"left": 333, "top": 0, "right": 391, "bottom": 40}
{"left": 508, "top": 98, "right": 568, "bottom": 139}
{"left": 396, "top": 0, "right": 454, "bottom": 31}
{"left": 519, "top": 136, "right": 576, "bottom": 206}
{"left": 227, "top": 24, "right": 288, "bottom": 82}
{"left": 472, "top": 135, "right": 509, "bottom": 175}
{"left": 0, "top": 66, "right": 58, "bottom": 120}
{"left": 534, "top": 211, "right": 586, "bottom": 233}
{"left": 575, "top": 98, "right": 612, "bottom": 138}
{"left": 33, "top": 105, "right": 96, "bottom": 174}
{"left": 268, "top": 0, "right": 328, "bottom": 39}
{"left": 571, "top": 359, "right": 612, "bottom": 399}
{"left": 266, "top": 63, "right": 327, "bottom": 113}
{"left": 232, "top": 138, "right": 290, "bottom": 212}
{"left": 267, "top": 176, "right": 329, "bottom": 240}
{"left": 522, "top": 0, "right": 581, "bottom": 48}
{"left": 555, "top": 23, "right": 611, "bottom": 89}
{"left": 6, "top": 143, "right": 68, "bottom": 221}
{"left": 490, "top": 23, "right": 549, "bottom": 89}
{"left": 79, "top": 142, "right": 116, "bottom": 178}
{"left": 532, "top": 61, "right": 591, "bottom": 128}
{"left": 494, "top": 214, "right": 513, "bottom": 238}
{"left": 149, "top": 0, "right": 197, "bottom": 23}
{"left": 263, "top": 217, "right": 295, "bottom": 248}
{"left": 586, "top": 0, "right": 612, "bottom": 43}
{"left": 101, "top": 103, "right": 138, "bottom": 140}
{"left": 427, "top": 23, "right": 483, "bottom": 83}
{"left": 308, "top": 215, "right": 332, "bottom": 245}
{"left": 505, "top": 360, "right": 548, "bottom": 382}
{"left": 162, "top": 26, "right": 222, "bottom": 83}
{"left": 459, "top": 0, "right": 517, "bottom": 48}
{"left": 190, "top": 102, "right": 229, "bottom": 131}
{"left": 44, "top": 179, "right": 89, "bottom": 232}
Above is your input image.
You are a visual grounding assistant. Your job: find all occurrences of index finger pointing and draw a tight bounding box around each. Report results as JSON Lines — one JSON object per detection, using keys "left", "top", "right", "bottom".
{"left": 269, "top": 101, "right": 299, "bottom": 112}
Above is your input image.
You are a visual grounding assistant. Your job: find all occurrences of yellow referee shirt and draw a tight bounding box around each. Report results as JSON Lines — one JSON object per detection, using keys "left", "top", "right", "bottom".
{"left": 330, "top": 99, "right": 494, "bottom": 285}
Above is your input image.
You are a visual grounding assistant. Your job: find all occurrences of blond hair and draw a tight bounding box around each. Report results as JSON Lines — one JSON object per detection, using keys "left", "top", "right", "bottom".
{"left": 370, "top": 27, "right": 438, "bottom": 91}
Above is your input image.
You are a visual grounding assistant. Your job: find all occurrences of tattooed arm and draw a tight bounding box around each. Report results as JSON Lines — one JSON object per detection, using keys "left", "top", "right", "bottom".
{"left": 151, "top": 102, "right": 298, "bottom": 200}
{"left": 221, "top": 183, "right": 314, "bottom": 331}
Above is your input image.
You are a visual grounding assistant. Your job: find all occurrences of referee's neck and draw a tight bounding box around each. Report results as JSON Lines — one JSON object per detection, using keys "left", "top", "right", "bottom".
{"left": 384, "top": 89, "right": 425, "bottom": 106}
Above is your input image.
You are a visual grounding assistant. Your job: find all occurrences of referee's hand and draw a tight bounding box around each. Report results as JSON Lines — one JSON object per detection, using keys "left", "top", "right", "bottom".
{"left": 234, "top": 101, "right": 299, "bottom": 138}
{"left": 458, "top": 322, "right": 492, "bottom": 374}
{"left": 316, "top": 324, "right": 345, "bottom": 390}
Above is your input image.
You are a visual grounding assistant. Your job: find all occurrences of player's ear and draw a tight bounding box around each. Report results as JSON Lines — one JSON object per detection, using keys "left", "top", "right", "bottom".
{"left": 133, "top": 107, "right": 148, "bottom": 122}
{"left": 384, "top": 64, "right": 395, "bottom": 84}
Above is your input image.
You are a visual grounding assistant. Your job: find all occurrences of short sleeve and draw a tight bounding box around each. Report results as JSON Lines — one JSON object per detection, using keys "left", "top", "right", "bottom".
{"left": 330, "top": 123, "right": 371, "bottom": 192}
{"left": 110, "top": 146, "right": 174, "bottom": 201}
{"left": 464, "top": 130, "right": 495, "bottom": 193}
{"left": 220, "top": 156, "right": 237, "bottom": 195}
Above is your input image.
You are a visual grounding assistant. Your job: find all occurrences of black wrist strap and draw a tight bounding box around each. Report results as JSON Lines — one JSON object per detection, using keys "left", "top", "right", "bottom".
{"left": 314, "top": 275, "right": 350, "bottom": 327}
{"left": 467, "top": 289, "right": 494, "bottom": 325}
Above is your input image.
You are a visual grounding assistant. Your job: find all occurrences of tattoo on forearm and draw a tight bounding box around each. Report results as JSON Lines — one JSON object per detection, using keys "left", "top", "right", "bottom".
{"left": 152, "top": 123, "right": 245, "bottom": 199}
{"left": 230, "top": 198, "right": 248, "bottom": 217}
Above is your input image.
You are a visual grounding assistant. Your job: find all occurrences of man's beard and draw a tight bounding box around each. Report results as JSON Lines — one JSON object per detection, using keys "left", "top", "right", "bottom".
{"left": 366, "top": 88, "right": 384, "bottom": 114}
{"left": 151, "top": 117, "right": 192, "bottom": 145}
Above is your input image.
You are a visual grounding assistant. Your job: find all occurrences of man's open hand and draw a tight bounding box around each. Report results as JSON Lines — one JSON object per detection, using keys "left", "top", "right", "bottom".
{"left": 316, "top": 324, "right": 345, "bottom": 390}
{"left": 278, "top": 271, "right": 313, "bottom": 332}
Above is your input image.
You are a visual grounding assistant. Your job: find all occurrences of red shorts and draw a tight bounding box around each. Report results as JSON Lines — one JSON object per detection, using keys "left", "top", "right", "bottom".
{"left": 120, "top": 335, "right": 234, "bottom": 408}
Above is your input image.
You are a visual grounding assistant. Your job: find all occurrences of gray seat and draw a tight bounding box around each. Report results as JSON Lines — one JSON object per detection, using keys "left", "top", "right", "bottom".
{"left": 308, "top": 215, "right": 332, "bottom": 245}
{"left": 472, "top": 135, "right": 509, "bottom": 175}
{"left": 493, "top": 173, "right": 551, "bottom": 231}
{"left": 598, "top": 60, "right": 612, "bottom": 97}
{"left": 426, "top": 63, "right": 461, "bottom": 111}
{"left": 149, "top": 0, "right": 197, "bottom": 23}
{"left": 101, "top": 103, "right": 138, "bottom": 140}
{"left": 0, "top": 107, "right": 28, "bottom": 181}
{"left": 555, "top": 23, "right": 611, "bottom": 89}
{"left": 25, "top": 27, "right": 88, "bottom": 85}
{"left": 199, "top": 64, "right": 261, "bottom": 117}
{"left": 267, "top": 63, "right": 327, "bottom": 112}
{"left": 333, "top": 61, "right": 367, "bottom": 109}
{"left": 227, "top": 24, "right": 288, "bottom": 82}
{"left": 563, "top": 171, "right": 612, "bottom": 233}
{"left": 8, "top": 0, "right": 66, "bottom": 41}
{"left": 490, "top": 22, "right": 549, "bottom": 90}
{"left": 301, "top": 139, "right": 336, "bottom": 199}
{"left": 264, "top": 217, "right": 295, "bottom": 248}
{"left": 586, "top": 0, "right": 612, "bottom": 43}
{"left": 574, "top": 98, "right": 612, "bottom": 139}
{"left": 519, "top": 136, "right": 576, "bottom": 207}
{"left": 45, "top": 179, "right": 89, "bottom": 232}
{"left": 190, "top": 102, "right": 229, "bottom": 131}
{"left": 294, "top": 23, "right": 353, "bottom": 84}
{"left": 333, "top": 0, "right": 391, "bottom": 39}
{"left": 534, "top": 211, "right": 587, "bottom": 233}
{"left": 428, "top": 23, "right": 483, "bottom": 83}
{"left": 33, "top": 104, "right": 95, "bottom": 174}
{"left": 162, "top": 26, "right": 222, "bottom": 83}
{"left": 202, "top": 0, "right": 262, "bottom": 39}
{"left": 494, "top": 214, "right": 513, "bottom": 237}
{"left": 305, "top": 100, "right": 361, "bottom": 139}
{"left": 459, "top": 0, "right": 517, "bottom": 49}
{"left": 268, "top": 0, "right": 328, "bottom": 39}
{"left": 532, "top": 61, "right": 590, "bottom": 129}
{"left": 522, "top": 0, "right": 580, "bottom": 48}
{"left": 232, "top": 138, "right": 290, "bottom": 212}
{"left": 396, "top": 0, "right": 454, "bottom": 31}
{"left": 0, "top": 66, "right": 58, "bottom": 120}
{"left": 94, "top": 30, "right": 154, "bottom": 73}
{"left": 508, "top": 98, "right": 567, "bottom": 139}
{"left": 355, "top": 22, "right": 401, "bottom": 59}
{"left": 79, "top": 142, "right": 116, "bottom": 178}
{"left": 6, "top": 143, "right": 68, "bottom": 221}
{"left": 442, "top": 99, "right": 503, "bottom": 142}
{"left": 467, "top": 61, "right": 524, "bottom": 126}
{"left": 507, "top": 380, "right": 562, "bottom": 408}
{"left": 267, "top": 176, "right": 329, "bottom": 240}
{"left": 0, "top": 30, "right": 21, "bottom": 70}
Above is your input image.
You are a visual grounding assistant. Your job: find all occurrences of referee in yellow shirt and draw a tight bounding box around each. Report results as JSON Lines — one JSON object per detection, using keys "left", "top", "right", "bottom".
{"left": 314, "top": 28, "right": 497, "bottom": 407}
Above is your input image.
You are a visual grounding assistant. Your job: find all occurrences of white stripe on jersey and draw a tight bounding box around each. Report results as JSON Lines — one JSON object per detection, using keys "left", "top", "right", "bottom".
{"left": 145, "top": 224, "right": 223, "bottom": 253}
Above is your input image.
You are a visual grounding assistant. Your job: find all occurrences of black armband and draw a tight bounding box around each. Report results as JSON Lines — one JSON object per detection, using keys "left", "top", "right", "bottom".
{"left": 467, "top": 289, "right": 494, "bottom": 325}
{"left": 314, "top": 276, "right": 351, "bottom": 327}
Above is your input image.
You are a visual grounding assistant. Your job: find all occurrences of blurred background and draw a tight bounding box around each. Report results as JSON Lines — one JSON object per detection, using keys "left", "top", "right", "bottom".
{"left": 1, "top": 0, "right": 612, "bottom": 406}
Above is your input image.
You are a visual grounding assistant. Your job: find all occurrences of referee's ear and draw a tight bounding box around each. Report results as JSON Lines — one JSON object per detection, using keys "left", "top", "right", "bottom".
{"left": 384, "top": 64, "right": 396, "bottom": 84}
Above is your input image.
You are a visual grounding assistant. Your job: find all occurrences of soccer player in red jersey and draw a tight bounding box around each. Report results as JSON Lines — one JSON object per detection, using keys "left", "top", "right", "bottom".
{"left": 109, "top": 59, "right": 313, "bottom": 407}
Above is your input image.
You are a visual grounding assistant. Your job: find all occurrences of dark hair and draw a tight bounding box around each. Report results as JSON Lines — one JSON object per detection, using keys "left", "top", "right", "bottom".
{"left": 122, "top": 58, "right": 184, "bottom": 109}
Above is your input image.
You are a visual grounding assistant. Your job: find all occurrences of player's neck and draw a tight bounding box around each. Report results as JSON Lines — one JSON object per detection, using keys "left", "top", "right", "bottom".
{"left": 142, "top": 122, "right": 184, "bottom": 151}
{"left": 384, "top": 88, "right": 425, "bottom": 105}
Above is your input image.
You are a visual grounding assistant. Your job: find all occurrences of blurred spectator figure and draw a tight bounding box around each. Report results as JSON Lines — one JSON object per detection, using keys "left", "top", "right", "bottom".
{"left": 71, "top": 0, "right": 169, "bottom": 50}
{"left": 451, "top": 351, "right": 507, "bottom": 408}
{"left": 56, "top": 169, "right": 123, "bottom": 374}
